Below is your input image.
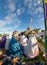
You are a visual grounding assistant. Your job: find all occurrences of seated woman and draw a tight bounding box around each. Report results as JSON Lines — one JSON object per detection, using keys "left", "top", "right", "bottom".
{"left": 0, "top": 35, "right": 6, "bottom": 49}
{"left": 27, "top": 33, "right": 39, "bottom": 58}
{"left": 8, "top": 31, "right": 23, "bottom": 64}
{"left": 19, "top": 34, "right": 28, "bottom": 56}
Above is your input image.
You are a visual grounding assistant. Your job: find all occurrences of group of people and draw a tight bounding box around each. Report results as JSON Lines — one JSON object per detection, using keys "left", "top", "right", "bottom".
{"left": 0, "top": 31, "right": 39, "bottom": 65}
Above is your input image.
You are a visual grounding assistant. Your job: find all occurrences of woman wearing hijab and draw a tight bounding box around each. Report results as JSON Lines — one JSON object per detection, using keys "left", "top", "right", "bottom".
{"left": 19, "top": 34, "right": 28, "bottom": 56}
{"left": 27, "top": 33, "right": 39, "bottom": 58}
{"left": 8, "top": 31, "right": 23, "bottom": 65}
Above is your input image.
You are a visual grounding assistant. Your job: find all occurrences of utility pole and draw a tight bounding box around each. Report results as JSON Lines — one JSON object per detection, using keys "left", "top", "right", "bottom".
{"left": 42, "top": 0, "right": 47, "bottom": 63}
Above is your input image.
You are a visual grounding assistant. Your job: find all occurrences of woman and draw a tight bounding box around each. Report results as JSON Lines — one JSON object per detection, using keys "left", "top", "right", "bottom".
{"left": 0, "top": 35, "right": 6, "bottom": 48}
{"left": 19, "top": 34, "right": 28, "bottom": 56}
{"left": 8, "top": 31, "right": 23, "bottom": 64}
{"left": 27, "top": 34, "right": 39, "bottom": 58}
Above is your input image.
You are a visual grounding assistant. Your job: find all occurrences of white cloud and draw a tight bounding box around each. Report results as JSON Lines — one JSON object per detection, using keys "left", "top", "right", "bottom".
{"left": 30, "top": 18, "right": 33, "bottom": 22}
{"left": 0, "top": 20, "right": 5, "bottom": 27}
{"left": 28, "top": 2, "right": 32, "bottom": 9}
{"left": 34, "top": 3, "right": 37, "bottom": 6}
{"left": 0, "top": 0, "right": 44, "bottom": 33}
{"left": 34, "top": 0, "right": 41, "bottom": 6}
{"left": 17, "top": 9, "right": 21, "bottom": 15}
{"left": 4, "top": 13, "right": 21, "bottom": 24}
{"left": 24, "top": 0, "right": 32, "bottom": 6}
{"left": 5, "top": 0, "right": 16, "bottom": 12}
{"left": 0, "top": 12, "right": 21, "bottom": 33}
{"left": 38, "top": 15, "right": 41, "bottom": 18}
{"left": 1, "top": 0, "right": 22, "bottom": 33}
{"left": 8, "top": 3, "right": 16, "bottom": 12}
{"left": 0, "top": 20, "right": 11, "bottom": 32}
{"left": 39, "top": 17, "right": 44, "bottom": 21}
{"left": 35, "top": 7, "right": 43, "bottom": 14}
{"left": 24, "top": 0, "right": 43, "bottom": 15}
{"left": 0, "top": 26, "right": 13, "bottom": 33}
{"left": 24, "top": 0, "right": 32, "bottom": 10}
{"left": 37, "top": 0, "right": 41, "bottom": 5}
{"left": 17, "top": 8, "right": 25, "bottom": 15}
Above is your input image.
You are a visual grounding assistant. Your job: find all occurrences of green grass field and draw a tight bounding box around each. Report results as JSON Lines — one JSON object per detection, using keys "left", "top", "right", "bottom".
{"left": 37, "top": 38, "right": 45, "bottom": 48}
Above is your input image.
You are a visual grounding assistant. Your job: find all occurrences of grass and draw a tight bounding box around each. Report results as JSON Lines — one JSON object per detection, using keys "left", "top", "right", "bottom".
{"left": 0, "top": 49, "right": 46, "bottom": 65}
{"left": 21, "top": 49, "right": 46, "bottom": 64}
{"left": 37, "top": 38, "right": 45, "bottom": 48}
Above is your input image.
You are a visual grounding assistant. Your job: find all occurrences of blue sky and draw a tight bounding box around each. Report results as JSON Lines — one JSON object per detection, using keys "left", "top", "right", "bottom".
{"left": 0, "top": 0, "right": 45, "bottom": 33}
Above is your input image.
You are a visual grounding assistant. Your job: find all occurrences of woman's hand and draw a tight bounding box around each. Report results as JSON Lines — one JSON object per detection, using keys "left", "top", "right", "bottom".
{"left": 0, "top": 61, "right": 3, "bottom": 65}
{"left": 12, "top": 57, "right": 20, "bottom": 63}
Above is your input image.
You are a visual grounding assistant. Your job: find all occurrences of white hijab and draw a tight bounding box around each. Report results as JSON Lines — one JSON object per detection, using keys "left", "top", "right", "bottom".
{"left": 20, "top": 35, "right": 27, "bottom": 46}
{"left": 27, "top": 34, "right": 39, "bottom": 58}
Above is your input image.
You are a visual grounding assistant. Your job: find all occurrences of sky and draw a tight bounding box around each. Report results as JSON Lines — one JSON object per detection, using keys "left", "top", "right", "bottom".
{"left": 0, "top": 0, "right": 45, "bottom": 33}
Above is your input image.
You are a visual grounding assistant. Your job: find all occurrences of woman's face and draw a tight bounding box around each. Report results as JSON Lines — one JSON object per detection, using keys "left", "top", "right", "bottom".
{"left": 13, "top": 32, "right": 18, "bottom": 36}
{"left": 13, "top": 31, "right": 19, "bottom": 40}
